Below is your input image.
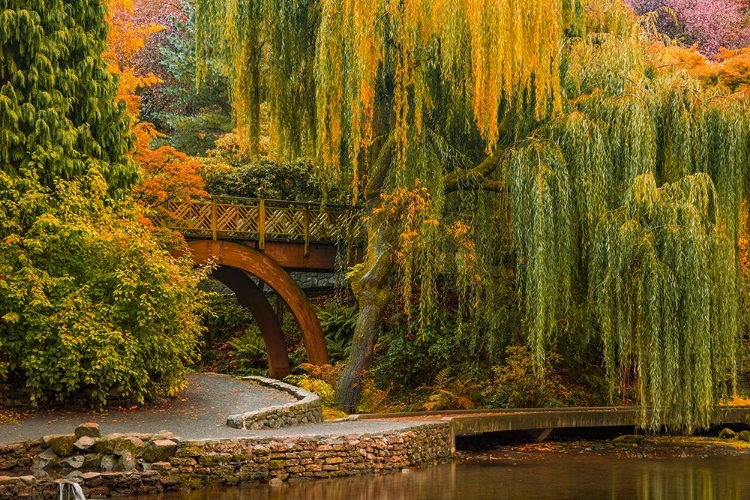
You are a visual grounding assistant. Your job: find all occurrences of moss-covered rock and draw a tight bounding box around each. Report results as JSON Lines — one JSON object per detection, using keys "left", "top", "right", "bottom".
{"left": 75, "top": 423, "right": 101, "bottom": 439}
{"left": 112, "top": 437, "right": 145, "bottom": 458}
{"left": 719, "top": 428, "right": 737, "bottom": 439}
{"left": 143, "top": 440, "right": 178, "bottom": 463}
{"left": 43, "top": 435, "right": 76, "bottom": 457}
{"left": 198, "top": 453, "right": 232, "bottom": 466}
{"left": 268, "top": 460, "right": 284, "bottom": 470}
{"left": 612, "top": 434, "right": 644, "bottom": 447}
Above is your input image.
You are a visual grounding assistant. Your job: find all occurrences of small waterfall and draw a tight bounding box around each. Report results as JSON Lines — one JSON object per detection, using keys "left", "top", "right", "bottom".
{"left": 58, "top": 480, "right": 86, "bottom": 500}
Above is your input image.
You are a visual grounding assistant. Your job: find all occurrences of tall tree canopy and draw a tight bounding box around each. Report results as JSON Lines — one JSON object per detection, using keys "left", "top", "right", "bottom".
{"left": 628, "top": 0, "right": 750, "bottom": 56}
{"left": 198, "top": 0, "right": 750, "bottom": 428}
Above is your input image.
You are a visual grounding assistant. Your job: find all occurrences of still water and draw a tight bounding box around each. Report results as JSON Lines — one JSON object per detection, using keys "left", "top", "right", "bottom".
{"left": 120, "top": 448, "right": 750, "bottom": 500}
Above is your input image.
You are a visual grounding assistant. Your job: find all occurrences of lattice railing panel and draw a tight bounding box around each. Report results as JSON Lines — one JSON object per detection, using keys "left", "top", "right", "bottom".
{"left": 308, "top": 210, "right": 362, "bottom": 242}
{"left": 158, "top": 197, "right": 365, "bottom": 245}
{"left": 265, "top": 204, "right": 306, "bottom": 240}
{"left": 162, "top": 200, "right": 213, "bottom": 237}
{"left": 216, "top": 203, "right": 260, "bottom": 238}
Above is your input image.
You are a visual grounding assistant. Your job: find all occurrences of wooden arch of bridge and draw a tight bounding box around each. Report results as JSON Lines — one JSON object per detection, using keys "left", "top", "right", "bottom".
{"left": 187, "top": 240, "right": 329, "bottom": 378}
{"left": 164, "top": 196, "right": 365, "bottom": 378}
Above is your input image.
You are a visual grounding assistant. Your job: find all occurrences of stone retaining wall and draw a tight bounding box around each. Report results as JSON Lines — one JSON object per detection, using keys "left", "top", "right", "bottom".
{"left": 226, "top": 376, "right": 323, "bottom": 430}
{"left": 0, "top": 424, "right": 451, "bottom": 499}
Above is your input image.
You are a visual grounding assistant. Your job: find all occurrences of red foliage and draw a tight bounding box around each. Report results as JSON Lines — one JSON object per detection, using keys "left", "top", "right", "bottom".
{"left": 115, "top": 0, "right": 185, "bottom": 78}
{"left": 628, "top": 0, "right": 750, "bottom": 56}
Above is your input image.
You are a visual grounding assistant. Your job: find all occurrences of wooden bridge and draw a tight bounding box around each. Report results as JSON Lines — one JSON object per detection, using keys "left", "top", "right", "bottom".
{"left": 160, "top": 196, "right": 364, "bottom": 378}
{"left": 353, "top": 406, "right": 750, "bottom": 451}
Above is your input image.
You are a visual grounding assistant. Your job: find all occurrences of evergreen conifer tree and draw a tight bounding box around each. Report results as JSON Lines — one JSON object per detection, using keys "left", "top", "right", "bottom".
{"left": 0, "top": 0, "right": 137, "bottom": 197}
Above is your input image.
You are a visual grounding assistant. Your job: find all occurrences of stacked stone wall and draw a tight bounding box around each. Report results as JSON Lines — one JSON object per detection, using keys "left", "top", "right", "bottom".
{"left": 226, "top": 376, "right": 323, "bottom": 429}
{"left": 0, "top": 424, "right": 451, "bottom": 499}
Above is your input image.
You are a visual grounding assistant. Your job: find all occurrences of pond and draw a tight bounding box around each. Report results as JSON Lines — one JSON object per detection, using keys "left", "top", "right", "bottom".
{"left": 115, "top": 443, "right": 750, "bottom": 500}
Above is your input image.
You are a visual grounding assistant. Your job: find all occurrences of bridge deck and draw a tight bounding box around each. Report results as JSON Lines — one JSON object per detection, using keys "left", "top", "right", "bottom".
{"left": 352, "top": 406, "right": 750, "bottom": 451}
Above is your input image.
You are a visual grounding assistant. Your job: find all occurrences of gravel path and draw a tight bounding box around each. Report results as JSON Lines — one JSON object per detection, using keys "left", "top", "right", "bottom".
{"left": 0, "top": 373, "right": 433, "bottom": 443}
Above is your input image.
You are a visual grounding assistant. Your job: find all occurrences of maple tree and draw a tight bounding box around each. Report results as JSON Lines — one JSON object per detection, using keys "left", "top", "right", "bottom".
{"left": 106, "top": 0, "right": 208, "bottom": 208}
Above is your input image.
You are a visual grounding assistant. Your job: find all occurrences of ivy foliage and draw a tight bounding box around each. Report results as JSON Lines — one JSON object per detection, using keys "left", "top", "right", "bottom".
{"left": 0, "top": 171, "right": 206, "bottom": 407}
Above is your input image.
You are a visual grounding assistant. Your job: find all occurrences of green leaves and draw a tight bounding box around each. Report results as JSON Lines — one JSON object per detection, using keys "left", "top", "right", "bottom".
{"left": 1, "top": 0, "right": 137, "bottom": 198}
{"left": 0, "top": 171, "right": 206, "bottom": 408}
{"left": 591, "top": 173, "right": 738, "bottom": 429}
{"left": 491, "top": 7, "right": 750, "bottom": 427}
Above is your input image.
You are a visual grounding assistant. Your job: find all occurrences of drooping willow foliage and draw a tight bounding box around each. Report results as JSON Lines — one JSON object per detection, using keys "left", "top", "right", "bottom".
{"left": 198, "top": 0, "right": 750, "bottom": 426}
{"left": 197, "top": 0, "right": 571, "bottom": 168}
{"left": 503, "top": 5, "right": 750, "bottom": 427}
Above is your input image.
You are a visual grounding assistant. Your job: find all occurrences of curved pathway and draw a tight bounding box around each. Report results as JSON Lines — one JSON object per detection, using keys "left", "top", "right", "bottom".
{"left": 0, "top": 373, "right": 432, "bottom": 444}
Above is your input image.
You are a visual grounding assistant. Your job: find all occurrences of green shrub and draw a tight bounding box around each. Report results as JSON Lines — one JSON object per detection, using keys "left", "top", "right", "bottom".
{"left": 483, "top": 346, "right": 573, "bottom": 409}
{"left": 226, "top": 327, "right": 268, "bottom": 375}
{"left": 201, "top": 134, "right": 347, "bottom": 202}
{"left": 420, "top": 368, "right": 482, "bottom": 411}
{"left": 0, "top": 171, "right": 206, "bottom": 407}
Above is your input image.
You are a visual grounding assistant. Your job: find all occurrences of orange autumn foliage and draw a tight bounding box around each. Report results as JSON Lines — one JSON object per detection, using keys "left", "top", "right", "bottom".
{"left": 105, "top": 0, "right": 207, "bottom": 208}
{"left": 651, "top": 43, "right": 750, "bottom": 92}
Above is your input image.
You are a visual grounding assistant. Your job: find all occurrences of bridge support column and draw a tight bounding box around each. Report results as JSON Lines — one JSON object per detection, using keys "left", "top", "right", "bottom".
{"left": 212, "top": 267, "right": 291, "bottom": 378}
{"left": 524, "top": 428, "right": 554, "bottom": 442}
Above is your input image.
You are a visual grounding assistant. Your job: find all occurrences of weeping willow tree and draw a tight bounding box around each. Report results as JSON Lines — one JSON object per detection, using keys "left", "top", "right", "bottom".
{"left": 198, "top": 0, "right": 750, "bottom": 427}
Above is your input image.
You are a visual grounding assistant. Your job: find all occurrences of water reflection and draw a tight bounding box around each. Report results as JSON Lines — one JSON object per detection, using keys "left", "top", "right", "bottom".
{"left": 129, "top": 452, "right": 750, "bottom": 500}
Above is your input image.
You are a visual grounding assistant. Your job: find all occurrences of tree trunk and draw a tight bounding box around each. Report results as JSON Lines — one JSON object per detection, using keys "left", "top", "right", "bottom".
{"left": 336, "top": 136, "right": 395, "bottom": 413}
{"left": 336, "top": 214, "right": 393, "bottom": 413}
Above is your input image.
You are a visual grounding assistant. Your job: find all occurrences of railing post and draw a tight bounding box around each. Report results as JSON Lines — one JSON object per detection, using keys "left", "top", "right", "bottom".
{"left": 258, "top": 198, "right": 265, "bottom": 250}
{"left": 303, "top": 206, "right": 310, "bottom": 257}
{"left": 211, "top": 198, "right": 217, "bottom": 241}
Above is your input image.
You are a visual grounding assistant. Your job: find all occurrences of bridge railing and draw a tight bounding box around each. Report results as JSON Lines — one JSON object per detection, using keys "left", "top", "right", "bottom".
{"left": 159, "top": 196, "right": 364, "bottom": 253}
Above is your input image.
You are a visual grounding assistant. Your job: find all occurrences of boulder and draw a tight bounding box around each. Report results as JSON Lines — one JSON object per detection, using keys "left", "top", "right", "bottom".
{"left": 32, "top": 449, "right": 59, "bottom": 469}
{"left": 100, "top": 455, "right": 116, "bottom": 472}
{"left": 113, "top": 437, "right": 144, "bottom": 458}
{"left": 612, "top": 434, "right": 644, "bottom": 447}
{"left": 83, "top": 453, "right": 103, "bottom": 470}
{"left": 95, "top": 435, "right": 144, "bottom": 457}
{"left": 73, "top": 436, "right": 98, "bottom": 453}
{"left": 118, "top": 451, "right": 136, "bottom": 471}
{"left": 738, "top": 430, "right": 750, "bottom": 442}
{"left": 43, "top": 435, "right": 76, "bottom": 457}
{"left": 143, "top": 440, "right": 178, "bottom": 463}
{"left": 60, "top": 455, "right": 85, "bottom": 469}
{"left": 74, "top": 423, "right": 101, "bottom": 439}
{"left": 719, "top": 428, "right": 737, "bottom": 439}
{"left": 152, "top": 430, "right": 177, "bottom": 441}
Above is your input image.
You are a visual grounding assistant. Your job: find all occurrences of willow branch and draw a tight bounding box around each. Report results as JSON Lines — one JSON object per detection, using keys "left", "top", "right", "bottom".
{"left": 444, "top": 148, "right": 507, "bottom": 194}
{"left": 364, "top": 135, "right": 395, "bottom": 207}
